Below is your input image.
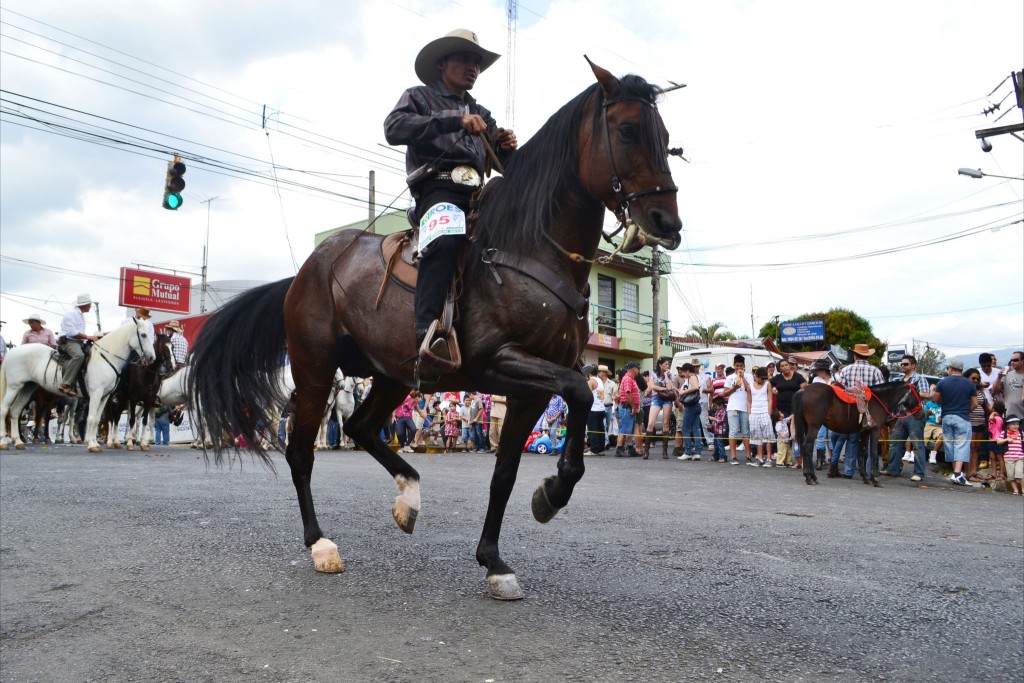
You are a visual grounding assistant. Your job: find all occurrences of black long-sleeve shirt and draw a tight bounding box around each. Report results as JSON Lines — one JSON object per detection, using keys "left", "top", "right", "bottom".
{"left": 384, "top": 80, "right": 509, "bottom": 178}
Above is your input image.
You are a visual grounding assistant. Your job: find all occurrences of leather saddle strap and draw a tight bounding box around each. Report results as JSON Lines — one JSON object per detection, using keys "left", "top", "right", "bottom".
{"left": 485, "top": 249, "right": 589, "bottom": 319}
{"left": 375, "top": 234, "right": 409, "bottom": 309}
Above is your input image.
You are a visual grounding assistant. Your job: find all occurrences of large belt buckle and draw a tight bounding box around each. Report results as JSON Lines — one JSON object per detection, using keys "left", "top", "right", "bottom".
{"left": 450, "top": 165, "right": 481, "bottom": 187}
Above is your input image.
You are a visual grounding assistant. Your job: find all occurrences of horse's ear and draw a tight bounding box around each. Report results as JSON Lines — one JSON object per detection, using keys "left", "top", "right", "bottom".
{"left": 584, "top": 55, "right": 620, "bottom": 101}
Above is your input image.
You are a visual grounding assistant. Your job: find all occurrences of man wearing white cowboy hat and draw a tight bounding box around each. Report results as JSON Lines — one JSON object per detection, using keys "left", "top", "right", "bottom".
{"left": 21, "top": 312, "right": 57, "bottom": 348}
{"left": 58, "top": 293, "right": 97, "bottom": 397}
{"left": 384, "top": 28, "right": 518, "bottom": 378}
{"left": 834, "top": 343, "right": 885, "bottom": 428}
{"left": 163, "top": 320, "right": 189, "bottom": 367}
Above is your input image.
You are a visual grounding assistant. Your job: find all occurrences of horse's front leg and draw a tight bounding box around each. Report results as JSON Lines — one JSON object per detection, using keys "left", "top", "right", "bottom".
{"left": 86, "top": 398, "right": 110, "bottom": 453}
{"left": 477, "top": 348, "right": 592, "bottom": 600}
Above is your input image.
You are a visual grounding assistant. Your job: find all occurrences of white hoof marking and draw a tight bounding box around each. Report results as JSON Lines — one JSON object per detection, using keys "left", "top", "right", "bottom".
{"left": 310, "top": 538, "right": 345, "bottom": 573}
{"left": 487, "top": 573, "right": 524, "bottom": 600}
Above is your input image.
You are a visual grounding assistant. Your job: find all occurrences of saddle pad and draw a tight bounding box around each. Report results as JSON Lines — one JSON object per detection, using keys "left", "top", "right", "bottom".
{"left": 380, "top": 231, "right": 418, "bottom": 290}
{"left": 832, "top": 385, "right": 873, "bottom": 404}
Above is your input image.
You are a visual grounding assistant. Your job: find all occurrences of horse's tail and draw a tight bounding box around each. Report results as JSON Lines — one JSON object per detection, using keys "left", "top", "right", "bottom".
{"left": 188, "top": 277, "right": 295, "bottom": 465}
{"left": 792, "top": 389, "right": 807, "bottom": 446}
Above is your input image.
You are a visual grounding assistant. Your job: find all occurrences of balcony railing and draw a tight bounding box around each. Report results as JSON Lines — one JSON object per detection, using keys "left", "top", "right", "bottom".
{"left": 590, "top": 303, "right": 671, "bottom": 348}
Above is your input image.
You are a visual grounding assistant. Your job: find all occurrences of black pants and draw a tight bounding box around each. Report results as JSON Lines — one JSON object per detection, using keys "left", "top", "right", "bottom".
{"left": 587, "top": 410, "right": 607, "bottom": 452}
{"left": 413, "top": 180, "right": 477, "bottom": 341}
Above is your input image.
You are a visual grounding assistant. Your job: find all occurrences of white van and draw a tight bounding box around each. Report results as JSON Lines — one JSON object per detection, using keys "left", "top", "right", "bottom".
{"left": 671, "top": 346, "right": 783, "bottom": 385}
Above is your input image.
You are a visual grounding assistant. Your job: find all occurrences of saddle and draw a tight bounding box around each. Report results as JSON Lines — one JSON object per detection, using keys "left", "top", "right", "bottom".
{"left": 377, "top": 230, "right": 461, "bottom": 382}
{"left": 831, "top": 384, "right": 873, "bottom": 404}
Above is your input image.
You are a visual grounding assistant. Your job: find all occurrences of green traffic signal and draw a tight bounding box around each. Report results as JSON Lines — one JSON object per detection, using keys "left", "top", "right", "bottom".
{"left": 162, "top": 158, "right": 186, "bottom": 210}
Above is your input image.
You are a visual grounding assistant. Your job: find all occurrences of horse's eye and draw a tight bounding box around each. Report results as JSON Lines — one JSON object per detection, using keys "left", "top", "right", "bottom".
{"left": 618, "top": 124, "right": 640, "bottom": 143}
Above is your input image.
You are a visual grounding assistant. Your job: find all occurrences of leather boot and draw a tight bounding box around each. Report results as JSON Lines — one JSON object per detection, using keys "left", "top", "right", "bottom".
{"left": 642, "top": 432, "right": 652, "bottom": 459}
{"left": 816, "top": 449, "right": 825, "bottom": 470}
{"left": 615, "top": 446, "right": 626, "bottom": 458}
{"left": 827, "top": 461, "right": 840, "bottom": 478}
{"left": 661, "top": 437, "right": 669, "bottom": 459}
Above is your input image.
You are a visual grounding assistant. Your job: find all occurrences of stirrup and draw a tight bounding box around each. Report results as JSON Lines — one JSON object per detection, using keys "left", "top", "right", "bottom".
{"left": 417, "top": 319, "right": 462, "bottom": 377}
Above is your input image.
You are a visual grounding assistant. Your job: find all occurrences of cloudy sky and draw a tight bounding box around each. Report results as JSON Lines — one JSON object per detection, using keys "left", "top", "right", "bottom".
{"left": 1, "top": 0, "right": 1021, "bottom": 358}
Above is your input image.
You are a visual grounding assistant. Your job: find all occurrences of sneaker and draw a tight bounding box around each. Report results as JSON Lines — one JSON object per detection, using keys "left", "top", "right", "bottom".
{"left": 928, "top": 452, "right": 937, "bottom": 464}
{"left": 762, "top": 461, "right": 773, "bottom": 468}
{"left": 729, "top": 458, "right": 739, "bottom": 465}
{"left": 676, "top": 455, "right": 688, "bottom": 460}
{"left": 910, "top": 475, "right": 922, "bottom": 482}
{"left": 691, "top": 455, "right": 701, "bottom": 461}
{"left": 747, "top": 460, "right": 762, "bottom": 467}
{"left": 737, "top": 444, "right": 745, "bottom": 452}
{"left": 902, "top": 452, "right": 914, "bottom": 462}
{"left": 950, "top": 472, "right": 967, "bottom": 486}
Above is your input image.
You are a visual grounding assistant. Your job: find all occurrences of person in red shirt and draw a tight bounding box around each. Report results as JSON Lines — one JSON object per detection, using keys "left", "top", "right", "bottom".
{"left": 615, "top": 362, "right": 642, "bottom": 457}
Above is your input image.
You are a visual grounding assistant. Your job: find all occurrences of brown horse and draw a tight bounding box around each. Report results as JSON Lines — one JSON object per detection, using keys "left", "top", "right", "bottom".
{"left": 189, "top": 61, "right": 682, "bottom": 600}
{"left": 792, "top": 382, "right": 925, "bottom": 487}
{"left": 102, "top": 333, "right": 175, "bottom": 451}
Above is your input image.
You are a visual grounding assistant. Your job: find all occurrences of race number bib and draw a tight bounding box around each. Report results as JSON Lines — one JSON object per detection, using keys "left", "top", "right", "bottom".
{"left": 419, "top": 202, "right": 466, "bottom": 253}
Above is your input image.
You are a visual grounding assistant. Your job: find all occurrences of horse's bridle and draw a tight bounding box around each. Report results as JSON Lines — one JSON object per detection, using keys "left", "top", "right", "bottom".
{"left": 872, "top": 383, "right": 924, "bottom": 422}
{"left": 600, "top": 95, "right": 677, "bottom": 225}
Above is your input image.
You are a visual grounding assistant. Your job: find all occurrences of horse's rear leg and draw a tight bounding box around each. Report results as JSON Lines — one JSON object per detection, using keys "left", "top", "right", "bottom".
{"left": 342, "top": 377, "right": 421, "bottom": 533}
{"left": 284, "top": 365, "right": 342, "bottom": 573}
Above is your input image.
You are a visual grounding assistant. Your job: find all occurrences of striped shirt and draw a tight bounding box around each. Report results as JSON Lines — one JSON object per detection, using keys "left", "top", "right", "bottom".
{"left": 384, "top": 80, "right": 506, "bottom": 177}
{"left": 619, "top": 373, "right": 640, "bottom": 410}
{"left": 1005, "top": 431, "right": 1022, "bottom": 461}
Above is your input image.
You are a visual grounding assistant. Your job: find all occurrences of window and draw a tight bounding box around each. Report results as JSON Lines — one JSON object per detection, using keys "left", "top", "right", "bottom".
{"left": 596, "top": 274, "right": 617, "bottom": 336}
{"left": 622, "top": 282, "right": 639, "bottom": 323}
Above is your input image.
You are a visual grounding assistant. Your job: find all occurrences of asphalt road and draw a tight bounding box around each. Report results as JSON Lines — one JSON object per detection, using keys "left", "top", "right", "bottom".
{"left": 1, "top": 443, "right": 1022, "bottom": 683}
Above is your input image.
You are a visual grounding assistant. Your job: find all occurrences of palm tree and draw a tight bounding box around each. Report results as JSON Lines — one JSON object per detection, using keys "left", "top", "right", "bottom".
{"left": 687, "top": 321, "right": 732, "bottom": 344}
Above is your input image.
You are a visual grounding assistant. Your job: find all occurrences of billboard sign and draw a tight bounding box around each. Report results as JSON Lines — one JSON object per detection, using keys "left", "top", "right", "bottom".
{"left": 119, "top": 267, "right": 191, "bottom": 314}
{"left": 887, "top": 347, "right": 906, "bottom": 364}
{"left": 780, "top": 319, "right": 825, "bottom": 343}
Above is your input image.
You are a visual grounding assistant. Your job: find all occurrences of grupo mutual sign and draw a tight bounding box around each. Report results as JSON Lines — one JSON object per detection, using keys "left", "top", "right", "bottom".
{"left": 780, "top": 319, "right": 825, "bottom": 343}
{"left": 119, "top": 267, "right": 191, "bottom": 314}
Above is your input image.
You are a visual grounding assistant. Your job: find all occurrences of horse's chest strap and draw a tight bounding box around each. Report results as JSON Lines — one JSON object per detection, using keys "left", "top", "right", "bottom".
{"left": 482, "top": 248, "right": 590, "bottom": 319}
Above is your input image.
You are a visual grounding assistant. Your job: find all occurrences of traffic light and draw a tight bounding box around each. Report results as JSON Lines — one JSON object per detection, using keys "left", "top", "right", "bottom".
{"left": 162, "top": 156, "right": 186, "bottom": 210}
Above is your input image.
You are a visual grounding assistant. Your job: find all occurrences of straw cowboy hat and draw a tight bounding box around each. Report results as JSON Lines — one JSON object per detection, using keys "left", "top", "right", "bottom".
{"left": 415, "top": 29, "right": 500, "bottom": 86}
{"left": 852, "top": 343, "right": 876, "bottom": 357}
{"left": 597, "top": 364, "right": 610, "bottom": 374}
{"left": 134, "top": 306, "right": 152, "bottom": 319}
{"left": 23, "top": 312, "right": 46, "bottom": 325}
{"left": 75, "top": 293, "right": 93, "bottom": 307}
{"left": 164, "top": 320, "right": 183, "bottom": 333}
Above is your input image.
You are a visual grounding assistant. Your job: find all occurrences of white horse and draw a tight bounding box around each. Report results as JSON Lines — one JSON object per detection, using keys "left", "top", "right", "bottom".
{"left": 0, "top": 320, "right": 156, "bottom": 451}
{"left": 314, "top": 370, "right": 345, "bottom": 450}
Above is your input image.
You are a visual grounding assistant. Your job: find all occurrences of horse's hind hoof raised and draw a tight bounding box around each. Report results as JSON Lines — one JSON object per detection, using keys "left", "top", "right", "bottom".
{"left": 487, "top": 573, "right": 524, "bottom": 601}
{"left": 310, "top": 537, "right": 345, "bottom": 573}
{"left": 531, "top": 479, "right": 560, "bottom": 523}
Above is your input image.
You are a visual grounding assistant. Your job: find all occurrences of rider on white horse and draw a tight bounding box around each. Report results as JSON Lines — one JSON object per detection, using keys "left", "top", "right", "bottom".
{"left": 58, "top": 293, "right": 97, "bottom": 398}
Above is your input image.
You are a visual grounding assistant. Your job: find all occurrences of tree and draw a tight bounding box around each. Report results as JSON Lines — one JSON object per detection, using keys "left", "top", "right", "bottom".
{"left": 758, "top": 308, "right": 886, "bottom": 365}
{"left": 912, "top": 342, "right": 946, "bottom": 376}
{"left": 687, "top": 322, "right": 734, "bottom": 344}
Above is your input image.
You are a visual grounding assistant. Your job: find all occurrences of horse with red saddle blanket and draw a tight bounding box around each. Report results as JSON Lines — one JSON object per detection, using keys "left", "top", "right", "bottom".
{"left": 793, "top": 381, "right": 925, "bottom": 487}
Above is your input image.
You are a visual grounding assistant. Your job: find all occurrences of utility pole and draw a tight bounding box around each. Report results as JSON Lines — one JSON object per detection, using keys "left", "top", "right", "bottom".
{"left": 367, "top": 170, "right": 376, "bottom": 229}
{"left": 199, "top": 197, "right": 220, "bottom": 314}
{"left": 94, "top": 301, "right": 102, "bottom": 333}
{"left": 651, "top": 246, "right": 661, "bottom": 367}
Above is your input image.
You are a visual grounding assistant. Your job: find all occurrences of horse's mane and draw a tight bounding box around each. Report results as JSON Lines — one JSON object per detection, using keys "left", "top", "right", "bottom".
{"left": 94, "top": 320, "right": 139, "bottom": 351}
{"left": 471, "top": 75, "right": 667, "bottom": 261}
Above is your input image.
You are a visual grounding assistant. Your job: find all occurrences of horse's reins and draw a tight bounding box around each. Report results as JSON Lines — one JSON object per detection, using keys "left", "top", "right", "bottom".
{"left": 870, "top": 382, "right": 924, "bottom": 422}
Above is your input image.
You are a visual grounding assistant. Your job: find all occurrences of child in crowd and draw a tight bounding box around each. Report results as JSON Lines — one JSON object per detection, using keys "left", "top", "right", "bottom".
{"left": 774, "top": 409, "right": 794, "bottom": 468}
{"left": 708, "top": 396, "right": 728, "bottom": 462}
{"left": 748, "top": 367, "right": 774, "bottom": 467}
{"left": 443, "top": 399, "right": 461, "bottom": 452}
{"left": 984, "top": 401, "right": 1006, "bottom": 481}
{"left": 995, "top": 415, "right": 1022, "bottom": 495}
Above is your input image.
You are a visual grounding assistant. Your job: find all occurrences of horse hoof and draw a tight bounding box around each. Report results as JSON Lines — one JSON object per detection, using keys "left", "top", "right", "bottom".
{"left": 126, "top": 445, "right": 135, "bottom": 451}
{"left": 113, "top": 443, "right": 122, "bottom": 450}
{"left": 531, "top": 482, "right": 560, "bottom": 524}
{"left": 141, "top": 444, "right": 149, "bottom": 452}
{"left": 15, "top": 443, "right": 25, "bottom": 450}
{"left": 0, "top": 443, "right": 8, "bottom": 451}
{"left": 310, "top": 538, "right": 345, "bottom": 573}
{"left": 487, "top": 573, "right": 524, "bottom": 601}
{"left": 88, "top": 446, "right": 102, "bottom": 453}
{"left": 392, "top": 475, "right": 420, "bottom": 534}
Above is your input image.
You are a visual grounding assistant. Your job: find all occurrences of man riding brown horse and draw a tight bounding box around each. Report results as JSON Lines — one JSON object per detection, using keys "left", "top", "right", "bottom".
{"left": 384, "top": 28, "right": 518, "bottom": 379}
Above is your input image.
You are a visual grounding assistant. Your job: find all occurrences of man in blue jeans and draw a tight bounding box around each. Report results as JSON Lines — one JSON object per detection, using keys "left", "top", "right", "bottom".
{"left": 932, "top": 359, "right": 979, "bottom": 486}
{"left": 885, "top": 354, "right": 932, "bottom": 481}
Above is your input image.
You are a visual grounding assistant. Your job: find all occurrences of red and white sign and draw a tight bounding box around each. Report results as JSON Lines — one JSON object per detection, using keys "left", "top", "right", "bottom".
{"left": 119, "top": 267, "right": 192, "bottom": 314}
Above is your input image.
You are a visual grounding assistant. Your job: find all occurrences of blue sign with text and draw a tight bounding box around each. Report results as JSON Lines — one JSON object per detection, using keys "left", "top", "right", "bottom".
{"left": 780, "top": 320, "right": 825, "bottom": 343}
